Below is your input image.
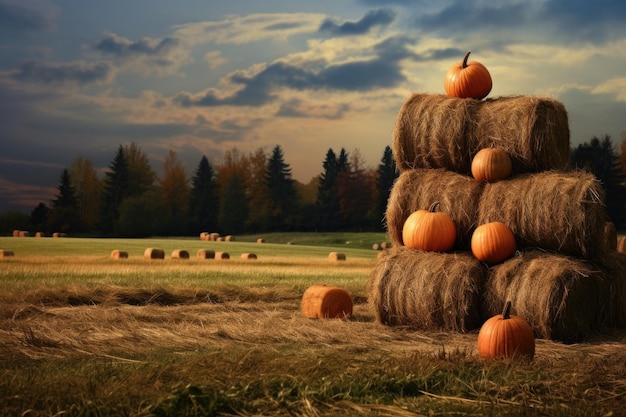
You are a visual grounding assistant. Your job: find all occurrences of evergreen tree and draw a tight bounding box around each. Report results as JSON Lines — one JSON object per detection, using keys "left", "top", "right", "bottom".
{"left": 218, "top": 173, "right": 248, "bottom": 234}
{"left": 30, "top": 203, "right": 50, "bottom": 233}
{"left": 99, "top": 145, "right": 130, "bottom": 234}
{"left": 125, "top": 142, "right": 156, "bottom": 197}
{"left": 571, "top": 135, "right": 626, "bottom": 228}
{"left": 69, "top": 156, "right": 102, "bottom": 232}
{"left": 375, "top": 145, "right": 399, "bottom": 230}
{"left": 316, "top": 148, "right": 349, "bottom": 230}
{"left": 160, "top": 150, "right": 190, "bottom": 235}
{"left": 264, "top": 145, "right": 298, "bottom": 231}
{"left": 48, "top": 169, "right": 82, "bottom": 233}
{"left": 337, "top": 148, "right": 374, "bottom": 230}
{"left": 188, "top": 155, "right": 218, "bottom": 234}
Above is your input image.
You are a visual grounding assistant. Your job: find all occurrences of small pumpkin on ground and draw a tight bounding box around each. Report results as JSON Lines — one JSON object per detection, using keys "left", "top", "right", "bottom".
{"left": 444, "top": 51, "right": 492, "bottom": 99}
{"left": 477, "top": 301, "right": 535, "bottom": 360}
{"left": 402, "top": 202, "right": 456, "bottom": 252}
{"left": 471, "top": 148, "right": 513, "bottom": 183}
{"left": 471, "top": 221, "right": 516, "bottom": 264}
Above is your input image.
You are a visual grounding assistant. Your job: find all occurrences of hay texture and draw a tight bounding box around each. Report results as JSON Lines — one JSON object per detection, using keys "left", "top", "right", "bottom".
{"left": 393, "top": 94, "right": 569, "bottom": 174}
{"left": 477, "top": 170, "right": 607, "bottom": 261}
{"left": 483, "top": 250, "right": 621, "bottom": 342}
{"left": 172, "top": 249, "right": 190, "bottom": 259}
{"left": 301, "top": 285, "right": 353, "bottom": 319}
{"left": 110, "top": 250, "right": 128, "bottom": 259}
{"left": 144, "top": 248, "right": 165, "bottom": 260}
{"left": 386, "top": 168, "right": 483, "bottom": 249}
{"left": 367, "top": 246, "right": 486, "bottom": 331}
{"left": 197, "top": 249, "right": 215, "bottom": 259}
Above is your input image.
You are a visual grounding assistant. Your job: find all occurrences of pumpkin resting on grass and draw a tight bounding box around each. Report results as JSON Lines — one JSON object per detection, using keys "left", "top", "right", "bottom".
{"left": 477, "top": 301, "right": 535, "bottom": 360}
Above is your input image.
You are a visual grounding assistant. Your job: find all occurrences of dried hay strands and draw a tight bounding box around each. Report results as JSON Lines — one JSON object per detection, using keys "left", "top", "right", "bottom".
{"left": 393, "top": 93, "right": 570, "bottom": 174}
{"left": 196, "top": 249, "right": 215, "bottom": 259}
{"left": 171, "top": 250, "right": 190, "bottom": 259}
{"left": 144, "top": 248, "right": 165, "bottom": 260}
{"left": 483, "top": 250, "right": 621, "bottom": 343}
{"left": 367, "top": 246, "right": 486, "bottom": 332}
{"left": 110, "top": 250, "right": 128, "bottom": 259}
{"left": 477, "top": 170, "right": 607, "bottom": 261}
{"left": 301, "top": 285, "right": 353, "bottom": 319}
{"left": 385, "top": 168, "right": 483, "bottom": 249}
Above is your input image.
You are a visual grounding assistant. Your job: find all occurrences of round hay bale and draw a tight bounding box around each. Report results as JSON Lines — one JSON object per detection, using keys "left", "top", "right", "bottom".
{"left": 0, "top": 249, "right": 15, "bottom": 258}
{"left": 372, "top": 243, "right": 381, "bottom": 251}
{"left": 19, "top": 231, "right": 29, "bottom": 237}
{"left": 617, "top": 236, "right": 626, "bottom": 254}
{"left": 172, "top": 249, "right": 190, "bottom": 259}
{"left": 301, "top": 285, "right": 353, "bottom": 319}
{"left": 209, "top": 233, "right": 220, "bottom": 241}
{"left": 12, "top": 230, "right": 20, "bottom": 237}
{"left": 386, "top": 168, "right": 483, "bottom": 249}
{"left": 483, "top": 250, "right": 621, "bottom": 343}
{"left": 604, "top": 222, "right": 617, "bottom": 251}
{"left": 35, "top": 232, "right": 45, "bottom": 238}
{"left": 328, "top": 252, "right": 346, "bottom": 261}
{"left": 216, "top": 237, "right": 224, "bottom": 242}
{"left": 52, "top": 232, "right": 66, "bottom": 238}
{"left": 380, "top": 242, "right": 392, "bottom": 249}
{"left": 225, "top": 235, "right": 235, "bottom": 242}
{"left": 477, "top": 170, "right": 607, "bottom": 261}
{"left": 367, "top": 246, "right": 486, "bottom": 331}
{"left": 215, "top": 252, "right": 230, "bottom": 260}
{"left": 200, "top": 232, "right": 209, "bottom": 241}
{"left": 110, "top": 250, "right": 128, "bottom": 259}
{"left": 241, "top": 253, "right": 257, "bottom": 260}
{"left": 392, "top": 93, "right": 570, "bottom": 174}
{"left": 196, "top": 249, "right": 215, "bottom": 259}
{"left": 144, "top": 248, "right": 165, "bottom": 260}
{"left": 257, "top": 238, "right": 265, "bottom": 243}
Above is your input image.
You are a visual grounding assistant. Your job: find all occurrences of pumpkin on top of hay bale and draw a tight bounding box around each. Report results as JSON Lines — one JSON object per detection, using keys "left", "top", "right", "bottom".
{"left": 301, "top": 285, "right": 353, "bottom": 319}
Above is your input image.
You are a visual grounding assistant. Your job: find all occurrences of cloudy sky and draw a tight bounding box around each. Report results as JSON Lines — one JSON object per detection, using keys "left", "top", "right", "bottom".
{"left": 1, "top": 0, "right": 626, "bottom": 213}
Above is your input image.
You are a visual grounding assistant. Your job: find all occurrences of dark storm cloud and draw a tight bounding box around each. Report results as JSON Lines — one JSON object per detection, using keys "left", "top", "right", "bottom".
{"left": 94, "top": 33, "right": 180, "bottom": 58}
{"left": 0, "top": 0, "right": 56, "bottom": 33}
{"left": 319, "top": 8, "right": 395, "bottom": 35}
{"left": 11, "top": 60, "right": 113, "bottom": 85}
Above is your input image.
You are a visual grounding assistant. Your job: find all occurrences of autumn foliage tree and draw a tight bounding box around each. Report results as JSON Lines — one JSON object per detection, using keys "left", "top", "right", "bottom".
{"left": 160, "top": 150, "right": 190, "bottom": 235}
{"left": 69, "top": 156, "right": 102, "bottom": 231}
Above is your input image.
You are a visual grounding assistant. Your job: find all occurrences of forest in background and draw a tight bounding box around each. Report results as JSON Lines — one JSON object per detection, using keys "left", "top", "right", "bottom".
{"left": 1, "top": 135, "right": 626, "bottom": 237}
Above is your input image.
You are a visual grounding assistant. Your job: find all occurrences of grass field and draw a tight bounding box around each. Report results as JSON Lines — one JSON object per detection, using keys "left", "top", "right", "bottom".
{"left": 1, "top": 234, "right": 626, "bottom": 416}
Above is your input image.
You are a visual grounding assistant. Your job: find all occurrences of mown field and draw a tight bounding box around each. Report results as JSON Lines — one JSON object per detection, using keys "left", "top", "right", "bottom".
{"left": 1, "top": 233, "right": 626, "bottom": 417}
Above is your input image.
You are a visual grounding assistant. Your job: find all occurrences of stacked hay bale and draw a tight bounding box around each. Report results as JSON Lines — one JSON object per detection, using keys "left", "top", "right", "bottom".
{"left": 368, "top": 93, "right": 626, "bottom": 342}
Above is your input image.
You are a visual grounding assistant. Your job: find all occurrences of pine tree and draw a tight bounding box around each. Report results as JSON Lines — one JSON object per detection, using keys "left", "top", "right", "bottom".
{"left": 265, "top": 145, "right": 298, "bottom": 231}
{"left": 375, "top": 145, "right": 399, "bottom": 230}
{"left": 69, "top": 156, "right": 102, "bottom": 232}
{"left": 316, "top": 148, "right": 349, "bottom": 230}
{"left": 99, "top": 145, "right": 129, "bottom": 234}
{"left": 160, "top": 150, "right": 190, "bottom": 235}
{"left": 218, "top": 173, "right": 248, "bottom": 234}
{"left": 188, "top": 155, "right": 218, "bottom": 234}
{"left": 48, "top": 169, "right": 82, "bottom": 233}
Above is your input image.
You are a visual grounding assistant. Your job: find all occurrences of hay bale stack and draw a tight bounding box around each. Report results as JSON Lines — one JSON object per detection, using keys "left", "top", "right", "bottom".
{"left": 301, "top": 285, "right": 353, "bottom": 319}
{"left": 477, "top": 171, "right": 607, "bottom": 261}
{"left": 0, "top": 249, "right": 15, "bottom": 258}
{"left": 386, "top": 168, "right": 483, "bottom": 249}
{"left": 172, "top": 249, "right": 190, "bottom": 259}
{"left": 393, "top": 94, "right": 569, "bottom": 174}
{"left": 240, "top": 253, "right": 257, "bottom": 260}
{"left": 367, "top": 246, "right": 486, "bottom": 331}
{"left": 215, "top": 252, "right": 230, "bottom": 260}
{"left": 328, "top": 252, "right": 346, "bottom": 261}
{"left": 144, "top": 248, "right": 165, "bottom": 260}
{"left": 110, "top": 250, "right": 128, "bottom": 259}
{"left": 197, "top": 249, "right": 215, "bottom": 259}
{"left": 483, "top": 250, "right": 621, "bottom": 342}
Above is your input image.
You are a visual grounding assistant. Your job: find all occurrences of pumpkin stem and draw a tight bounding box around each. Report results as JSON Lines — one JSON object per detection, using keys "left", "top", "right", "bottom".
{"left": 462, "top": 51, "right": 471, "bottom": 68}
{"left": 428, "top": 202, "right": 440, "bottom": 213}
{"left": 501, "top": 300, "right": 512, "bottom": 319}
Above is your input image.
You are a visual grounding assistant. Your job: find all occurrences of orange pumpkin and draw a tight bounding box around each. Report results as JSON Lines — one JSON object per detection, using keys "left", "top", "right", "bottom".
{"left": 402, "top": 202, "right": 456, "bottom": 252}
{"left": 477, "top": 301, "right": 535, "bottom": 360}
{"left": 471, "top": 148, "right": 512, "bottom": 183}
{"left": 471, "top": 221, "right": 516, "bottom": 264}
{"left": 444, "top": 51, "right": 492, "bottom": 99}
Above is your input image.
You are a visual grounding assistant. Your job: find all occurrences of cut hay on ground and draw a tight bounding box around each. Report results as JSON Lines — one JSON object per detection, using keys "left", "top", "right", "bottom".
{"left": 110, "top": 250, "right": 128, "bottom": 259}
{"left": 367, "top": 246, "right": 486, "bottom": 332}
{"left": 393, "top": 94, "right": 570, "bottom": 174}
{"left": 385, "top": 168, "right": 483, "bottom": 249}
{"left": 482, "top": 250, "right": 623, "bottom": 343}
{"left": 196, "top": 249, "right": 215, "bottom": 259}
{"left": 301, "top": 285, "right": 353, "bottom": 319}
{"left": 171, "top": 249, "right": 190, "bottom": 259}
{"left": 328, "top": 252, "right": 346, "bottom": 261}
{"left": 477, "top": 170, "right": 607, "bottom": 261}
{"left": 144, "top": 248, "right": 165, "bottom": 260}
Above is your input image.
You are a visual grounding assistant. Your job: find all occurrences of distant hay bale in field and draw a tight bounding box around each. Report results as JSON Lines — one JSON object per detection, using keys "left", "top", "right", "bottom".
{"left": 477, "top": 170, "right": 607, "bottom": 261}
{"left": 367, "top": 246, "right": 486, "bottom": 331}
{"left": 110, "top": 250, "right": 128, "bottom": 259}
{"left": 392, "top": 93, "right": 569, "bottom": 174}
{"left": 301, "top": 285, "right": 353, "bottom": 319}
{"left": 225, "top": 235, "right": 235, "bottom": 242}
{"left": 381, "top": 242, "right": 391, "bottom": 249}
{"left": 216, "top": 237, "right": 224, "bottom": 242}
{"left": 372, "top": 243, "right": 381, "bottom": 251}
{"left": 12, "top": 230, "right": 20, "bottom": 237}
{"left": 215, "top": 252, "right": 230, "bottom": 260}
{"left": 196, "top": 249, "right": 215, "bottom": 259}
{"left": 0, "top": 249, "right": 15, "bottom": 258}
{"left": 241, "top": 253, "right": 257, "bottom": 260}
{"left": 386, "top": 168, "right": 483, "bottom": 249}
{"left": 52, "top": 232, "right": 66, "bottom": 238}
{"left": 210, "top": 233, "right": 220, "bottom": 241}
{"left": 144, "top": 248, "right": 165, "bottom": 260}
{"left": 19, "top": 231, "right": 29, "bottom": 237}
{"left": 328, "top": 252, "right": 346, "bottom": 261}
{"left": 200, "top": 232, "right": 209, "bottom": 241}
{"left": 256, "top": 238, "right": 265, "bottom": 243}
{"left": 172, "top": 249, "right": 190, "bottom": 259}
{"left": 604, "top": 222, "right": 617, "bottom": 251}
{"left": 483, "top": 250, "right": 621, "bottom": 343}
{"left": 35, "top": 232, "right": 45, "bottom": 238}
{"left": 618, "top": 236, "right": 626, "bottom": 254}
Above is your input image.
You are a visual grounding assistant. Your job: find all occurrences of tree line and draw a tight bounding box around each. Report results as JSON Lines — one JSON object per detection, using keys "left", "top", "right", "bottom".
{"left": 2, "top": 135, "right": 626, "bottom": 236}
